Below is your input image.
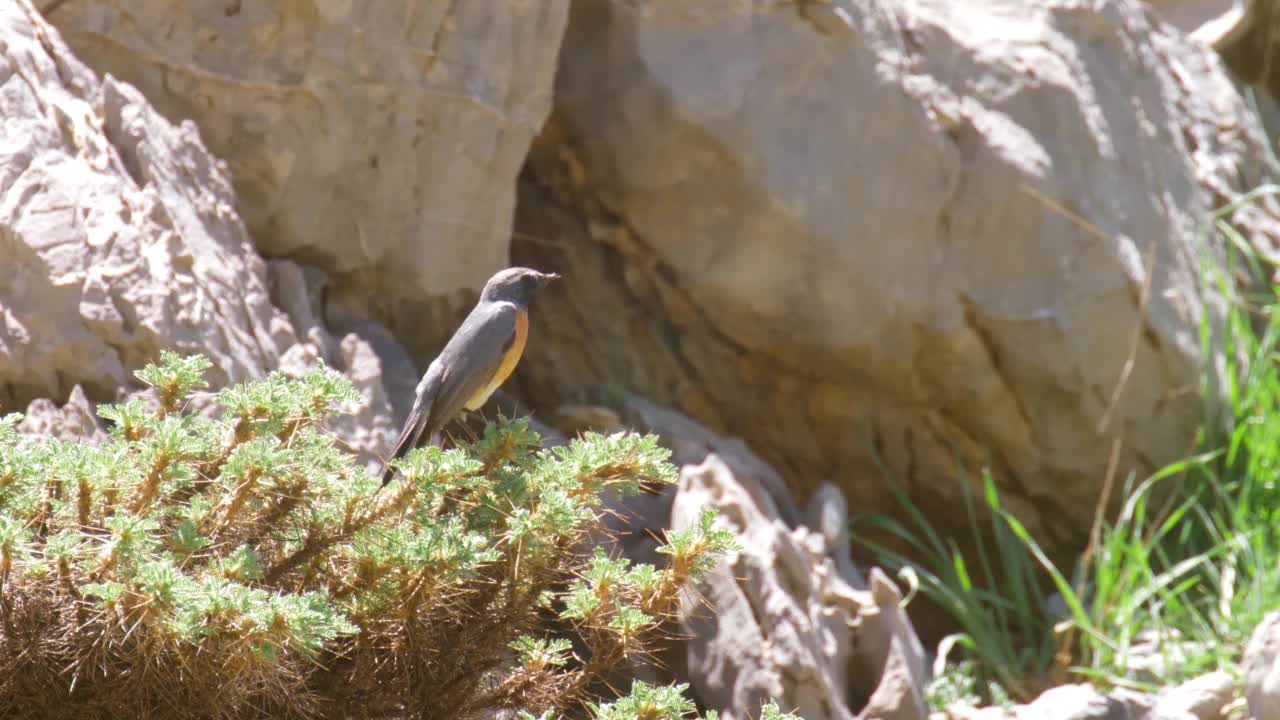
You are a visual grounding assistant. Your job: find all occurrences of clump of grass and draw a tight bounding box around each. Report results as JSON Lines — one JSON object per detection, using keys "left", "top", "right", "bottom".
{"left": 855, "top": 188, "right": 1280, "bottom": 706}
{"left": 855, "top": 470, "right": 1058, "bottom": 703}
{"left": 0, "top": 352, "right": 774, "bottom": 720}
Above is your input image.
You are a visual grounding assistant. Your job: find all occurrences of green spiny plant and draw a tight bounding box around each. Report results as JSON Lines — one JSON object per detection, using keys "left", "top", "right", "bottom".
{"left": 0, "top": 352, "right": 780, "bottom": 720}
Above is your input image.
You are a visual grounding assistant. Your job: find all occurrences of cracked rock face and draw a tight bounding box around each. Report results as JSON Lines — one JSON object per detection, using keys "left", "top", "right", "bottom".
{"left": 672, "top": 451, "right": 929, "bottom": 720}
{"left": 47, "top": 0, "right": 571, "bottom": 299}
{"left": 513, "top": 0, "right": 1280, "bottom": 562}
{"left": 0, "top": 0, "right": 298, "bottom": 409}
{"left": 0, "top": 2, "right": 410, "bottom": 474}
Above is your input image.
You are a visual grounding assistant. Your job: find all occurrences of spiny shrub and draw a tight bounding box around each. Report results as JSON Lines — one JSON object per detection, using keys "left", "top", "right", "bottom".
{"left": 0, "top": 352, "right": 777, "bottom": 720}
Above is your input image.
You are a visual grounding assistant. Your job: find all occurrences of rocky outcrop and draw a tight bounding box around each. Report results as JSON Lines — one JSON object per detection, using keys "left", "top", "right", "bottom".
{"left": 30, "top": 0, "right": 1280, "bottom": 570}
{"left": 0, "top": 0, "right": 298, "bottom": 409}
{"left": 269, "top": 259, "right": 420, "bottom": 471}
{"left": 15, "top": 386, "right": 106, "bottom": 446}
{"left": 41, "top": 0, "right": 1280, "bottom": 567}
{"left": 45, "top": 0, "right": 571, "bottom": 300}
{"left": 1, "top": 1, "right": 410, "bottom": 470}
{"left": 672, "top": 451, "right": 929, "bottom": 720}
{"left": 555, "top": 389, "right": 928, "bottom": 718}
{"left": 512, "top": 0, "right": 1280, "bottom": 562}
{"left": 1145, "top": 1, "right": 1248, "bottom": 44}
{"left": 674, "top": 453, "right": 862, "bottom": 720}
{"left": 1152, "top": 671, "right": 1235, "bottom": 720}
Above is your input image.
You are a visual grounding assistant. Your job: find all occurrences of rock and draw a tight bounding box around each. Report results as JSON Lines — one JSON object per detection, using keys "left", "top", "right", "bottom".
{"left": 267, "top": 258, "right": 421, "bottom": 469}
{"left": 1109, "top": 688, "right": 1156, "bottom": 720}
{"left": 672, "top": 453, "right": 857, "bottom": 719}
{"left": 15, "top": 386, "right": 106, "bottom": 445}
{"left": 0, "top": 0, "right": 299, "bottom": 410}
{"left": 268, "top": 260, "right": 340, "bottom": 368}
{"left": 328, "top": 331, "right": 419, "bottom": 472}
{"left": 515, "top": 0, "right": 1280, "bottom": 563}
{"left": 618, "top": 391, "right": 802, "bottom": 528}
{"left": 47, "top": 0, "right": 572, "bottom": 300}
{"left": 549, "top": 403, "right": 622, "bottom": 436}
{"left": 856, "top": 568, "right": 930, "bottom": 720}
{"left": 805, "top": 482, "right": 867, "bottom": 595}
{"left": 594, "top": 391, "right": 803, "bottom": 572}
{"left": 672, "top": 452, "right": 928, "bottom": 720}
{"left": 1245, "top": 610, "right": 1280, "bottom": 720}
{"left": 1145, "top": 0, "right": 1247, "bottom": 44}
{"left": 1152, "top": 671, "right": 1234, "bottom": 720}
{"left": 1017, "top": 684, "right": 1131, "bottom": 720}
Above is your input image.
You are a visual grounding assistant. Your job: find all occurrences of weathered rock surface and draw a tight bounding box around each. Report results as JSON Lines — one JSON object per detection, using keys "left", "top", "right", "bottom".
{"left": 574, "top": 389, "right": 928, "bottom": 717}
{"left": 1145, "top": 0, "right": 1248, "bottom": 44}
{"left": 515, "top": 0, "right": 1280, "bottom": 562}
{"left": 1, "top": 3, "right": 418, "bottom": 473}
{"left": 594, "top": 390, "right": 802, "bottom": 570}
{"left": 15, "top": 385, "right": 106, "bottom": 446}
{"left": 1245, "top": 610, "right": 1280, "bottom": 720}
{"left": 672, "top": 451, "right": 929, "bottom": 719}
{"left": 0, "top": 0, "right": 299, "bottom": 410}
{"left": 268, "top": 259, "right": 421, "bottom": 470}
{"left": 1017, "top": 684, "right": 1134, "bottom": 720}
{"left": 46, "top": 0, "right": 571, "bottom": 299}
{"left": 1151, "top": 671, "right": 1234, "bottom": 720}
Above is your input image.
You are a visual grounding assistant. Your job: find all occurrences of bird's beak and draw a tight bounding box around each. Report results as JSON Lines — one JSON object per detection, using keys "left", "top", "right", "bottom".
{"left": 537, "top": 272, "right": 561, "bottom": 287}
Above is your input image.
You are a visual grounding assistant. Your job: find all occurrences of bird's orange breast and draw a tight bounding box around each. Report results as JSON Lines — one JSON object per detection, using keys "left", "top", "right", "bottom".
{"left": 463, "top": 308, "right": 528, "bottom": 411}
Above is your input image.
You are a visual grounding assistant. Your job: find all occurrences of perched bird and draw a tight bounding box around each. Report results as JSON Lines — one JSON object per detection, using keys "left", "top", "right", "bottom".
{"left": 379, "top": 267, "right": 560, "bottom": 486}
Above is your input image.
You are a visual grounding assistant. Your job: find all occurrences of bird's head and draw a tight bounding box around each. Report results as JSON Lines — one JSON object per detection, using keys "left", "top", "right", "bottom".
{"left": 480, "top": 267, "right": 561, "bottom": 306}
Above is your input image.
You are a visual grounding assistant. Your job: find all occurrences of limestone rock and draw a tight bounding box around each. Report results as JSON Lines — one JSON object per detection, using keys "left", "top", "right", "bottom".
{"left": 268, "top": 259, "right": 420, "bottom": 470}
{"left": 1017, "top": 684, "right": 1133, "bottom": 720}
{"left": 856, "top": 568, "right": 930, "bottom": 720}
{"left": 15, "top": 386, "right": 106, "bottom": 446}
{"left": 1145, "top": 0, "right": 1248, "bottom": 44}
{"left": 1151, "top": 670, "right": 1234, "bottom": 720}
{"left": 47, "top": 0, "right": 571, "bottom": 300}
{"left": 672, "top": 452, "right": 928, "bottom": 720}
{"left": 1245, "top": 610, "right": 1280, "bottom": 720}
{"left": 0, "top": 0, "right": 298, "bottom": 410}
{"left": 516, "top": 0, "right": 1280, "bottom": 561}
{"left": 598, "top": 390, "right": 803, "bottom": 571}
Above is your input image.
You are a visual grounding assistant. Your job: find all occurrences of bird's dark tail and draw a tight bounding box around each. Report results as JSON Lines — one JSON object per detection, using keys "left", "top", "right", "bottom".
{"left": 380, "top": 430, "right": 444, "bottom": 486}
{"left": 379, "top": 459, "right": 398, "bottom": 487}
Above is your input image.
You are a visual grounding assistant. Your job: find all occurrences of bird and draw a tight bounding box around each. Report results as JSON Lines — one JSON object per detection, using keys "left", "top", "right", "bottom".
{"left": 379, "top": 266, "right": 560, "bottom": 486}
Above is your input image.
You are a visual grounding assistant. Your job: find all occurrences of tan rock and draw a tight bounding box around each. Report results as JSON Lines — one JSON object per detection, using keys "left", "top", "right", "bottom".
{"left": 1145, "top": 0, "right": 1247, "bottom": 44}
{"left": 0, "top": 0, "right": 300, "bottom": 410}
{"left": 15, "top": 386, "right": 106, "bottom": 446}
{"left": 516, "top": 0, "right": 1280, "bottom": 559}
{"left": 1153, "top": 671, "right": 1235, "bottom": 720}
{"left": 47, "top": 0, "right": 570, "bottom": 300}
{"left": 673, "top": 450, "right": 928, "bottom": 719}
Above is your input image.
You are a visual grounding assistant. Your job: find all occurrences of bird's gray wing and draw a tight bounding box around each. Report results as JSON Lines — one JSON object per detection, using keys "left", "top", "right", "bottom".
{"left": 419, "top": 302, "right": 518, "bottom": 442}
{"left": 380, "top": 364, "right": 444, "bottom": 485}
{"left": 379, "top": 302, "right": 518, "bottom": 486}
